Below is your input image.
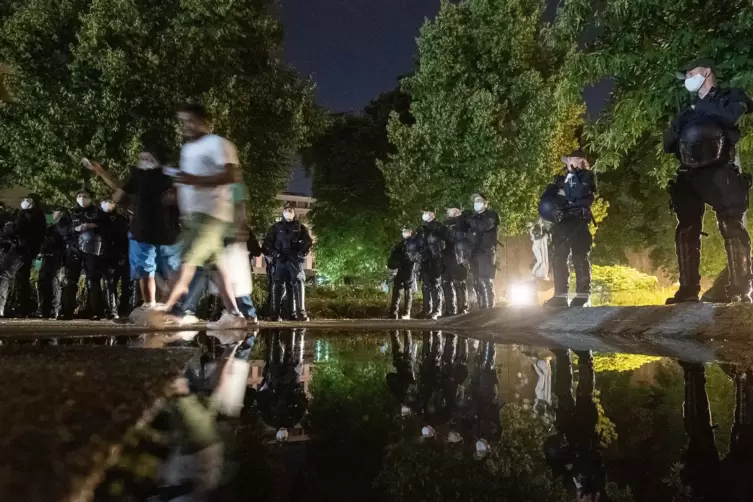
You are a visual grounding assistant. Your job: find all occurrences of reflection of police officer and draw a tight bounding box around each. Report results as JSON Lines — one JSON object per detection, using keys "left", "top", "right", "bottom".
{"left": 256, "top": 329, "right": 309, "bottom": 438}
{"left": 665, "top": 58, "right": 753, "bottom": 304}
{"left": 466, "top": 194, "right": 500, "bottom": 309}
{"left": 35, "top": 208, "right": 71, "bottom": 319}
{"left": 386, "top": 330, "right": 419, "bottom": 415}
{"left": 60, "top": 190, "right": 108, "bottom": 320}
{"left": 416, "top": 210, "right": 446, "bottom": 320}
{"left": 387, "top": 229, "right": 421, "bottom": 319}
{"left": 443, "top": 208, "right": 472, "bottom": 316}
{"left": 0, "top": 194, "right": 46, "bottom": 317}
{"left": 545, "top": 350, "right": 608, "bottom": 501}
{"left": 263, "top": 204, "right": 313, "bottom": 322}
{"left": 461, "top": 340, "right": 500, "bottom": 447}
{"left": 100, "top": 200, "right": 132, "bottom": 319}
{"left": 540, "top": 151, "right": 596, "bottom": 308}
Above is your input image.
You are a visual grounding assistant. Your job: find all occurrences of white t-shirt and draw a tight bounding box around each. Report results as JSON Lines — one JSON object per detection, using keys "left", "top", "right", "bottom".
{"left": 178, "top": 134, "right": 238, "bottom": 222}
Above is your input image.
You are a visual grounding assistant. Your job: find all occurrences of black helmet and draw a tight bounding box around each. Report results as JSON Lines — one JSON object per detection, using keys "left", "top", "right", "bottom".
{"left": 538, "top": 184, "right": 566, "bottom": 223}
{"left": 679, "top": 118, "right": 727, "bottom": 168}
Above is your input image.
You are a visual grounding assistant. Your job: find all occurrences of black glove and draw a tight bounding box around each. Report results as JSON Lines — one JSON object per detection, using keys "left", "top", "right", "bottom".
{"left": 553, "top": 207, "right": 564, "bottom": 223}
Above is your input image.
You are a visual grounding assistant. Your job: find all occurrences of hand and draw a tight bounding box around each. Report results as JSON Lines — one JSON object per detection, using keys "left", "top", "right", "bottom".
{"left": 174, "top": 172, "right": 202, "bottom": 186}
{"left": 74, "top": 225, "right": 84, "bottom": 232}
{"left": 90, "top": 160, "right": 104, "bottom": 175}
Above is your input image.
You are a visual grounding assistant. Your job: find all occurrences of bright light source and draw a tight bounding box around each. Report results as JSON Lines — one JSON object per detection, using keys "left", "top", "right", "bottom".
{"left": 507, "top": 281, "right": 536, "bottom": 307}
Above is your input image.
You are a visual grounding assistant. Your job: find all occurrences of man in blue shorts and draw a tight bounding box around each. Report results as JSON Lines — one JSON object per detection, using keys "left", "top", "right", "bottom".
{"left": 88, "top": 137, "right": 182, "bottom": 313}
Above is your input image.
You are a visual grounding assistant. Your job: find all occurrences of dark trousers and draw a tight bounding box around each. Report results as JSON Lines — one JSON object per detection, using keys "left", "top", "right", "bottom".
{"left": 442, "top": 261, "right": 468, "bottom": 315}
{"left": 670, "top": 164, "right": 752, "bottom": 298}
{"left": 390, "top": 275, "right": 415, "bottom": 317}
{"left": 421, "top": 257, "right": 443, "bottom": 316}
{"left": 0, "top": 250, "right": 35, "bottom": 317}
{"left": 271, "top": 259, "right": 306, "bottom": 319}
{"left": 105, "top": 255, "right": 132, "bottom": 318}
{"left": 61, "top": 249, "right": 106, "bottom": 319}
{"left": 38, "top": 253, "right": 64, "bottom": 318}
{"left": 551, "top": 217, "right": 592, "bottom": 298}
{"left": 470, "top": 250, "right": 496, "bottom": 308}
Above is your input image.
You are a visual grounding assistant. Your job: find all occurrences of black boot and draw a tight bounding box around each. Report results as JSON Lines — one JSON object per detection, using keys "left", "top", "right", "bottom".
{"left": 667, "top": 227, "right": 701, "bottom": 305}
{"left": 720, "top": 219, "right": 753, "bottom": 303}
{"left": 402, "top": 287, "right": 413, "bottom": 319}
{"left": 443, "top": 279, "right": 457, "bottom": 316}
{"left": 0, "top": 277, "right": 10, "bottom": 318}
{"left": 429, "top": 282, "right": 443, "bottom": 320}
{"left": 103, "top": 278, "right": 118, "bottom": 319}
{"left": 60, "top": 278, "right": 78, "bottom": 320}
{"left": 456, "top": 280, "right": 469, "bottom": 314}
{"left": 270, "top": 283, "right": 284, "bottom": 322}
{"left": 294, "top": 280, "right": 309, "bottom": 321}
{"left": 544, "top": 295, "right": 569, "bottom": 308}
{"left": 389, "top": 283, "right": 401, "bottom": 319}
{"left": 571, "top": 254, "right": 591, "bottom": 307}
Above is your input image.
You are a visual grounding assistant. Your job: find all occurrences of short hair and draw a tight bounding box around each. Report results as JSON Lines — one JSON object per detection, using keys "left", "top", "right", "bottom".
{"left": 179, "top": 103, "right": 208, "bottom": 122}
{"left": 140, "top": 131, "right": 168, "bottom": 164}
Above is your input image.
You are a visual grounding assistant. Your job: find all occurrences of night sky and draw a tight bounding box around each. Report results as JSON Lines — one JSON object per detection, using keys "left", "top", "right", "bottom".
{"left": 280, "top": 0, "right": 610, "bottom": 194}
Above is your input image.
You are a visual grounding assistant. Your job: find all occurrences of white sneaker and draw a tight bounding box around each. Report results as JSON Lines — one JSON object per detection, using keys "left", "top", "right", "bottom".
{"left": 207, "top": 311, "right": 247, "bottom": 330}
{"left": 179, "top": 314, "right": 201, "bottom": 326}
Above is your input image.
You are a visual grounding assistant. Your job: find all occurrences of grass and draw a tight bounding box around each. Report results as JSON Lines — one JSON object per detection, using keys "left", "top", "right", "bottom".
{"left": 593, "top": 287, "right": 677, "bottom": 307}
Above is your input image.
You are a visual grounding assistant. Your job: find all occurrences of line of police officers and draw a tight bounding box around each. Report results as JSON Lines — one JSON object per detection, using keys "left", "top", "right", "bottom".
{"left": 387, "top": 193, "right": 500, "bottom": 320}
{"left": 0, "top": 194, "right": 314, "bottom": 321}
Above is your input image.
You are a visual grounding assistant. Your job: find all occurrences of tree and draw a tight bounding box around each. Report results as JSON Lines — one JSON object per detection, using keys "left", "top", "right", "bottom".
{"left": 0, "top": 0, "right": 318, "bottom": 227}
{"left": 302, "top": 88, "right": 411, "bottom": 283}
{"left": 569, "top": 0, "right": 753, "bottom": 274}
{"left": 381, "top": 0, "right": 591, "bottom": 232}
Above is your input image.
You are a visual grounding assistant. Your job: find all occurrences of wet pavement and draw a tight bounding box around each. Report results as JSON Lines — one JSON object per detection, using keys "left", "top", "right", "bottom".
{"left": 2, "top": 328, "right": 753, "bottom": 501}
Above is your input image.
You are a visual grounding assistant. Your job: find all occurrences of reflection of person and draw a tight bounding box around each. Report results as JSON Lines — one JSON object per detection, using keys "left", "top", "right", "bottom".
{"left": 528, "top": 219, "right": 551, "bottom": 281}
{"left": 545, "top": 350, "right": 608, "bottom": 501}
{"left": 255, "top": 329, "right": 309, "bottom": 439}
{"left": 386, "top": 330, "right": 419, "bottom": 415}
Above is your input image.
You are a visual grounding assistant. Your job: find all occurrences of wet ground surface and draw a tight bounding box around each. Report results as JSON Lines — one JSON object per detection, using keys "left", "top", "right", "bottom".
{"left": 2, "top": 328, "right": 752, "bottom": 501}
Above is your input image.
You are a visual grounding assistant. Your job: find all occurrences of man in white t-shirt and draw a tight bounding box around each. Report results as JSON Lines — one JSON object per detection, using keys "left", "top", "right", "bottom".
{"left": 158, "top": 103, "right": 246, "bottom": 329}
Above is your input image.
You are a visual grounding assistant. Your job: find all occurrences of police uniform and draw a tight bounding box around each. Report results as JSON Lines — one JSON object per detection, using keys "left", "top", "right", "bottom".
{"left": 262, "top": 213, "right": 313, "bottom": 321}
{"left": 442, "top": 213, "right": 472, "bottom": 316}
{"left": 387, "top": 235, "right": 421, "bottom": 319}
{"left": 102, "top": 209, "right": 132, "bottom": 318}
{"left": 541, "top": 154, "right": 596, "bottom": 308}
{"left": 466, "top": 203, "right": 500, "bottom": 309}
{"left": 665, "top": 59, "right": 753, "bottom": 304}
{"left": 35, "top": 210, "right": 72, "bottom": 319}
{"left": 416, "top": 219, "right": 447, "bottom": 319}
{"left": 60, "top": 202, "right": 108, "bottom": 319}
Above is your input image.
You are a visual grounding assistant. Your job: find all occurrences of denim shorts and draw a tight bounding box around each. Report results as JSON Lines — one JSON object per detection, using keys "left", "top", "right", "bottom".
{"left": 129, "top": 239, "right": 183, "bottom": 279}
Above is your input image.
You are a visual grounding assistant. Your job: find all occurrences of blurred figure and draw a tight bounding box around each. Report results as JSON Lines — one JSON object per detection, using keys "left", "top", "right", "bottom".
{"left": 263, "top": 204, "right": 313, "bottom": 322}
{"left": 34, "top": 208, "right": 72, "bottom": 319}
{"left": 100, "top": 199, "right": 132, "bottom": 319}
{"left": 0, "top": 194, "right": 46, "bottom": 317}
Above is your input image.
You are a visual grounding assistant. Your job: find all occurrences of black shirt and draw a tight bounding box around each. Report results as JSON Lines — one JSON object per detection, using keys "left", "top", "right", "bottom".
{"left": 121, "top": 167, "right": 180, "bottom": 245}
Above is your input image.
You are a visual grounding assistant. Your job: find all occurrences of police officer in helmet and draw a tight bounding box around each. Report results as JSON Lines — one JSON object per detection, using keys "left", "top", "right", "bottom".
{"left": 416, "top": 208, "right": 446, "bottom": 320}
{"left": 541, "top": 150, "right": 596, "bottom": 308}
{"left": 387, "top": 227, "right": 420, "bottom": 320}
{"left": 664, "top": 58, "right": 753, "bottom": 304}
{"left": 466, "top": 194, "right": 500, "bottom": 309}
{"left": 443, "top": 207, "right": 472, "bottom": 316}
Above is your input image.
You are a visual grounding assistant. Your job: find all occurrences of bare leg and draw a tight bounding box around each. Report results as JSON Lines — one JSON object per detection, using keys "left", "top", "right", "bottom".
{"left": 213, "top": 261, "right": 240, "bottom": 313}
{"left": 139, "top": 276, "right": 157, "bottom": 304}
{"left": 164, "top": 263, "right": 197, "bottom": 311}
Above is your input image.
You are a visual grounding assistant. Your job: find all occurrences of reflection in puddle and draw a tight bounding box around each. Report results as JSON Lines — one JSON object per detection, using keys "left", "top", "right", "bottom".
{"left": 4, "top": 329, "right": 753, "bottom": 501}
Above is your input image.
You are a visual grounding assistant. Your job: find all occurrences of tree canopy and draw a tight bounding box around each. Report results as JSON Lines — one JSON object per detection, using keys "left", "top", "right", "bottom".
{"left": 0, "top": 0, "right": 318, "bottom": 227}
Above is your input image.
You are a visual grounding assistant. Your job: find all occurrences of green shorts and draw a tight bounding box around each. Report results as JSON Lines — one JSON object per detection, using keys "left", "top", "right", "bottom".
{"left": 179, "top": 213, "right": 230, "bottom": 267}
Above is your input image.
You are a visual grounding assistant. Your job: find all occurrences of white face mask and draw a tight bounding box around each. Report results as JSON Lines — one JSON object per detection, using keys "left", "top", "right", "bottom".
{"left": 20, "top": 200, "right": 32, "bottom": 210}
{"left": 402, "top": 231, "right": 411, "bottom": 239}
{"left": 101, "top": 202, "right": 114, "bottom": 212}
{"left": 282, "top": 211, "right": 294, "bottom": 221}
{"left": 138, "top": 159, "right": 159, "bottom": 170}
{"left": 685, "top": 74, "right": 706, "bottom": 93}
{"left": 474, "top": 201, "right": 486, "bottom": 213}
{"left": 77, "top": 196, "right": 89, "bottom": 208}
{"left": 422, "top": 213, "right": 432, "bottom": 223}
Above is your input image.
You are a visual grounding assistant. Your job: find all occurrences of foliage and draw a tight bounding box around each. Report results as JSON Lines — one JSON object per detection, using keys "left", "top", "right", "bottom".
{"left": 591, "top": 265, "right": 659, "bottom": 292}
{"left": 302, "top": 88, "right": 411, "bottom": 283}
{"left": 0, "top": 0, "right": 318, "bottom": 228}
{"left": 570, "top": 0, "right": 753, "bottom": 275}
{"left": 376, "top": 405, "right": 570, "bottom": 502}
{"left": 381, "top": 0, "right": 589, "bottom": 232}
{"left": 592, "top": 353, "right": 663, "bottom": 373}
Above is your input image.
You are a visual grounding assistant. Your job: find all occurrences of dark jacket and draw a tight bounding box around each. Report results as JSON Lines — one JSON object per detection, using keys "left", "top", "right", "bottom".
{"left": 465, "top": 209, "right": 500, "bottom": 254}
{"left": 664, "top": 87, "right": 753, "bottom": 159}
{"left": 263, "top": 219, "right": 313, "bottom": 262}
{"left": 101, "top": 211, "right": 130, "bottom": 258}
{"left": 416, "top": 220, "right": 447, "bottom": 261}
{"left": 40, "top": 213, "right": 72, "bottom": 257}
{"left": 557, "top": 169, "right": 596, "bottom": 214}
{"left": 2, "top": 206, "right": 47, "bottom": 255}
{"left": 388, "top": 239, "right": 418, "bottom": 280}
{"left": 444, "top": 215, "right": 472, "bottom": 266}
{"left": 69, "top": 205, "right": 107, "bottom": 255}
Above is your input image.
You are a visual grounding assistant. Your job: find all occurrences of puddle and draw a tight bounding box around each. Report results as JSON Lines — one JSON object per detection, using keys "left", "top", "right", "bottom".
{"left": 2, "top": 329, "right": 749, "bottom": 501}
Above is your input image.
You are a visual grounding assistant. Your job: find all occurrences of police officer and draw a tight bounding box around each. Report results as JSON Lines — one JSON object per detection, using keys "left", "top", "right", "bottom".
{"left": 387, "top": 227, "right": 421, "bottom": 319}
{"left": 34, "top": 208, "right": 72, "bottom": 319}
{"left": 665, "top": 58, "right": 753, "bottom": 304}
{"left": 386, "top": 330, "right": 420, "bottom": 417}
{"left": 416, "top": 209, "right": 446, "bottom": 320}
{"left": 263, "top": 204, "right": 313, "bottom": 322}
{"left": 443, "top": 207, "right": 472, "bottom": 316}
{"left": 466, "top": 194, "right": 500, "bottom": 309}
{"left": 0, "top": 194, "right": 47, "bottom": 317}
{"left": 60, "top": 190, "right": 107, "bottom": 320}
{"left": 540, "top": 151, "right": 596, "bottom": 308}
{"left": 100, "top": 198, "right": 132, "bottom": 319}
